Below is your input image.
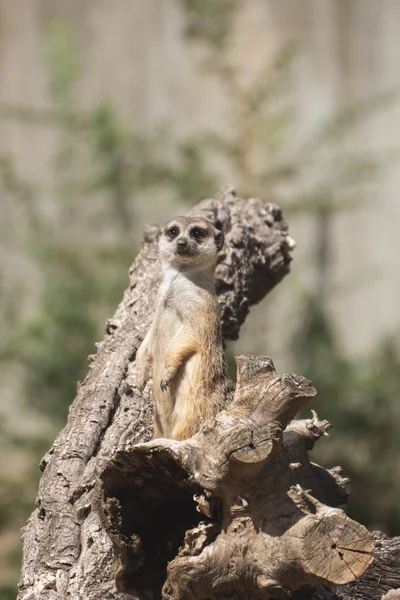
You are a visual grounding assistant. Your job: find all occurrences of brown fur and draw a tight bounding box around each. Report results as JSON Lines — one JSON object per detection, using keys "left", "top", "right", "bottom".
{"left": 136, "top": 216, "right": 231, "bottom": 440}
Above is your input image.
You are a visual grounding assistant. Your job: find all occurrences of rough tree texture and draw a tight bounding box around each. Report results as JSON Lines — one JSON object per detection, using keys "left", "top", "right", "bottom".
{"left": 18, "top": 189, "right": 400, "bottom": 600}
{"left": 98, "top": 355, "right": 373, "bottom": 599}
{"left": 335, "top": 533, "right": 400, "bottom": 600}
{"left": 18, "top": 189, "right": 294, "bottom": 600}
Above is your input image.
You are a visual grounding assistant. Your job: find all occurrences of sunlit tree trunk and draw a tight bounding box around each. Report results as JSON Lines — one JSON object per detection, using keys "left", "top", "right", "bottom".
{"left": 18, "top": 190, "right": 400, "bottom": 600}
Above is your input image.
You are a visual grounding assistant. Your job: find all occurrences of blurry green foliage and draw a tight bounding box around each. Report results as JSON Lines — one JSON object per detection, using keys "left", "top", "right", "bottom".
{"left": 294, "top": 295, "right": 400, "bottom": 533}
{"left": 43, "top": 19, "right": 80, "bottom": 106}
{"left": 180, "top": 0, "right": 400, "bottom": 234}
{"left": 178, "top": 0, "right": 239, "bottom": 50}
{"left": 0, "top": 584, "right": 19, "bottom": 600}
{"left": 88, "top": 105, "right": 219, "bottom": 219}
{"left": 0, "top": 23, "right": 135, "bottom": 426}
{"left": 5, "top": 245, "right": 131, "bottom": 421}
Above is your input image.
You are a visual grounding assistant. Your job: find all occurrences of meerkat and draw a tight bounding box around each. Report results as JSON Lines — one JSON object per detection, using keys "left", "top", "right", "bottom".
{"left": 135, "top": 215, "right": 231, "bottom": 440}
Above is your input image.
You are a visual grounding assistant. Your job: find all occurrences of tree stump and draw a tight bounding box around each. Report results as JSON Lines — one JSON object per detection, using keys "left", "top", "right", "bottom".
{"left": 19, "top": 189, "right": 398, "bottom": 600}
{"left": 18, "top": 189, "right": 294, "bottom": 600}
{"left": 98, "top": 355, "right": 373, "bottom": 600}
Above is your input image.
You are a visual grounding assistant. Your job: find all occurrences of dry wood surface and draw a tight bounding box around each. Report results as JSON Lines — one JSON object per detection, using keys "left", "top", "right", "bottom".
{"left": 18, "top": 190, "right": 398, "bottom": 600}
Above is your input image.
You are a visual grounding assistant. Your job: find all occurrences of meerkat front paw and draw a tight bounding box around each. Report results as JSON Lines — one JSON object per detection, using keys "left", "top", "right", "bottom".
{"left": 160, "top": 379, "right": 170, "bottom": 392}
{"left": 160, "top": 366, "right": 176, "bottom": 392}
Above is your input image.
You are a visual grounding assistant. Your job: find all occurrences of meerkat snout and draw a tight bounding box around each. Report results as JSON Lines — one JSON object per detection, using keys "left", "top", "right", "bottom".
{"left": 177, "top": 238, "right": 188, "bottom": 251}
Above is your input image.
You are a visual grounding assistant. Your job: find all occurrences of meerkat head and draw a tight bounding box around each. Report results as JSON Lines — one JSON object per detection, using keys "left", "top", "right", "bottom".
{"left": 157, "top": 216, "right": 224, "bottom": 271}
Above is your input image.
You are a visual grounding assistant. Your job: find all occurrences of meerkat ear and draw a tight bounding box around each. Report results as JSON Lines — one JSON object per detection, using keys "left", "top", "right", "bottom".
{"left": 214, "top": 229, "right": 224, "bottom": 252}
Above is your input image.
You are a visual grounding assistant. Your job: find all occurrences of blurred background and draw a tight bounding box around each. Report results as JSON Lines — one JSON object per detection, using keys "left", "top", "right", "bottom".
{"left": 1, "top": 0, "right": 400, "bottom": 597}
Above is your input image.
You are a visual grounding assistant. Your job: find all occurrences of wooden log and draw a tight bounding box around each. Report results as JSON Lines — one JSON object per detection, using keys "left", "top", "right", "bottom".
{"left": 334, "top": 532, "right": 400, "bottom": 600}
{"left": 18, "top": 190, "right": 294, "bottom": 600}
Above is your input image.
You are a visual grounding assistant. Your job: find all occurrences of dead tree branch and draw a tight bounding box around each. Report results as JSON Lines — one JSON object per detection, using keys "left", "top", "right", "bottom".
{"left": 18, "top": 189, "right": 398, "bottom": 600}
{"left": 18, "top": 189, "right": 293, "bottom": 600}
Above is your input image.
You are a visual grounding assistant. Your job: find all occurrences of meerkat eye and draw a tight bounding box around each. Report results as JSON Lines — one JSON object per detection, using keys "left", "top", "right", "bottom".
{"left": 167, "top": 226, "right": 179, "bottom": 239}
{"left": 190, "top": 227, "right": 206, "bottom": 240}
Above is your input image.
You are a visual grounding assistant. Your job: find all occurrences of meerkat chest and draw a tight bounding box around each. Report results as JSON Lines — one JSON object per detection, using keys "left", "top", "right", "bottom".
{"left": 160, "top": 270, "right": 208, "bottom": 313}
{"left": 153, "top": 271, "right": 209, "bottom": 342}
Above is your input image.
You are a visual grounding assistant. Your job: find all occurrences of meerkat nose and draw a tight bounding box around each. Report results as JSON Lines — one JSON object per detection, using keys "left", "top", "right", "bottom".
{"left": 177, "top": 239, "right": 188, "bottom": 249}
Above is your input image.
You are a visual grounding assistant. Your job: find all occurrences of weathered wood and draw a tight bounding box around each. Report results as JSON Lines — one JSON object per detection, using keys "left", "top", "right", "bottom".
{"left": 18, "top": 189, "right": 399, "bottom": 600}
{"left": 335, "top": 532, "right": 400, "bottom": 600}
{"left": 289, "top": 532, "right": 400, "bottom": 600}
{"left": 98, "top": 356, "right": 373, "bottom": 600}
{"left": 18, "top": 190, "right": 294, "bottom": 600}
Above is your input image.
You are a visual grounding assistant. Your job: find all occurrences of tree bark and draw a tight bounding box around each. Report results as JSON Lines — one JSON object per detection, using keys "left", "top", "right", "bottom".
{"left": 18, "top": 189, "right": 294, "bottom": 600}
{"left": 17, "top": 189, "right": 400, "bottom": 600}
